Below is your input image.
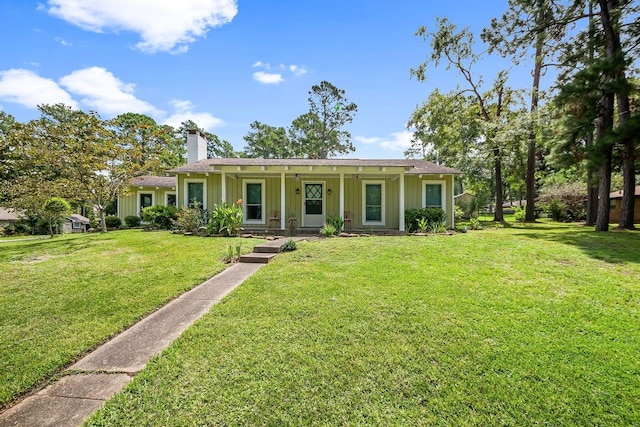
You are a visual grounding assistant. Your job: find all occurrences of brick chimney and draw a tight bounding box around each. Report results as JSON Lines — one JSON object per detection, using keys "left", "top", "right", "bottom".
{"left": 186, "top": 130, "right": 207, "bottom": 163}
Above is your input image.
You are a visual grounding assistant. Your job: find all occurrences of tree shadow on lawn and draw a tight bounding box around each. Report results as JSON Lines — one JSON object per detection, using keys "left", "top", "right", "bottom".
{"left": 513, "top": 226, "right": 640, "bottom": 264}
{"left": 0, "top": 233, "right": 108, "bottom": 259}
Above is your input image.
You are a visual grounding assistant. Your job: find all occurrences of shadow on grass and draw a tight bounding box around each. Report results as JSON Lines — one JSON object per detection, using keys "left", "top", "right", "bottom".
{"left": 513, "top": 225, "right": 640, "bottom": 264}
{"left": 0, "top": 233, "right": 110, "bottom": 259}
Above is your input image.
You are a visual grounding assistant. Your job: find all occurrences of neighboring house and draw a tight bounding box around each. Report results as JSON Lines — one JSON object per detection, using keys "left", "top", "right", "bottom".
{"left": 0, "top": 207, "right": 23, "bottom": 228}
{"left": 117, "top": 130, "right": 462, "bottom": 231}
{"left": 63, "top": 214, "right": 90, "bottom": 233}
{"left": 118, "top": 175, "right": 177, "bottom": 218}
{"left": 609, "top": 186, "right": 640, "bottom": 223}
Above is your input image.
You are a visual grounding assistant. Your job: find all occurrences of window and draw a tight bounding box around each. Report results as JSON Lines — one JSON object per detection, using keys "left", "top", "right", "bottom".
{"left": 165, "top": 192, "right": 176, "bottom": 207}
{"left": 362, "top": 181, "right": 385, "bottom": 225}
{"left": 422, "top": 181, "right": 445, "bottom": 210}
{"left": 185, "top": 180, "right": 205, "bottom": 209}
{"left": 72, "top": 221, "right": 81, "bottom": 229}
{"left": 244, "top": 180, "right": 264, "bottom": 223}
{"left": 138, "top": 192, "right": 153, "bottom": 216}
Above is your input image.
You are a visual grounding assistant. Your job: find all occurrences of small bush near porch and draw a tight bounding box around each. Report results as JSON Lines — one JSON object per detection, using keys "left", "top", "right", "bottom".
{"left": 88, "top": 222, "right": 639, "bottom": 425}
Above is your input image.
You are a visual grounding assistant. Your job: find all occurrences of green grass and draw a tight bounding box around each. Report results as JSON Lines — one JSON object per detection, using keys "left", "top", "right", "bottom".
{"left": 0, "top": 230, "right": 259, "bottom": 408}
{"left": 86, "top": 222, "right": 640, "bottom": 426}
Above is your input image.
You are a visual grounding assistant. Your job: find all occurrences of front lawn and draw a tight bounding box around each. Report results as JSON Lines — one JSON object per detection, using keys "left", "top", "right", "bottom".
{"left": 0, "top": 230, "right": 259, "bottom": 408}
{"left": 87, "top": 222, "right": 640, "bottom": 425}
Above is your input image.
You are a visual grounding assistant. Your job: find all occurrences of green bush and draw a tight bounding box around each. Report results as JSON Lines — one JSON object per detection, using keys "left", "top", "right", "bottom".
{"left": 405, "top": 208, "right": 446, "bottom": 232}
{"left": 320, "top": 224, "right": 337, "bottom": 237}
{"left": 326, "top": 214, "right": 344, "bottom": 232}
{"left": 514, "top": 206, "right": 526, "bottom": 222}
{"left": 208, "top": 202, "right": 243, "bottom": 236}
{"left": 175, "top": 206, "right": 207, "bottom": 234}
{"left": 105, "top": 215, "right": 122, "bottom": 228}
{"left": 3, "top": 225, "right": 16, "bottom": 236}
{"left": 280, "top": 239, "right": 297, "bottom": 252}
{"left": 124, "top": 215, "right": 141, "bottom": 228}
{"left": 142, "top": 205, "right": 178, "bottom": 229}
{"left": 468, "top": 217, "right": 483, "bottom": 230}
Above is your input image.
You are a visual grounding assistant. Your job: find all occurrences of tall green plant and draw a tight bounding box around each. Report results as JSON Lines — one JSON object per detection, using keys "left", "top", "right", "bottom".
{"left": 208, "top": 202, "right": 243, "bottom": 236}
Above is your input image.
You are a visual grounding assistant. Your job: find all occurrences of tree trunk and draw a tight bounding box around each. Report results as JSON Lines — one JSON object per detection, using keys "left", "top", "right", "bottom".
{"left": 595, "top": 145, "right": 613, "bottom": 231}
{"left": 585, "top": 131, "right": 598, "bottom": 226}
{"left": 99, "top": 208, "right": 107, "bottom": 233}
{"left": 525, "top": 13, "right": 545, "bottom": 222}
{"left": 619, "top": 141, "right": 636, "bottom": 229}
{"left": 493, "top": 146, "right": 504, "bottom": 222}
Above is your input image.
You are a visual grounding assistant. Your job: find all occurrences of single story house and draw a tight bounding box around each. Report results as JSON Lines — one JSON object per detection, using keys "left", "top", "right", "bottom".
{"left": 118, "top": 131, "right": 462, "bottom": 232}
{"left": 0, "top": 207, "right": 23, "bottom": 228}
{"left": 63, "top": 214, "right": 90, "bottom": 233}
{"left": 118, "top": 175, "right": 176, "bottom": 218}
{"left": 609, "top": 186, "right": 640, "bottom": 223}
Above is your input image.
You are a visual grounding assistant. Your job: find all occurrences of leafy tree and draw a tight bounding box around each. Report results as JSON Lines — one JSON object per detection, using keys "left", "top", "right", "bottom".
{"left": 42, "top": 197, "right": 70, "bottom": 236}
{"left": 242, "top": 121, "right": 294, "bottom": 158}
{"left": 110, "top": 113, "right": 185, "bottom": 173}
{"left": 289, "top": 81, "right": 358, "bottom": 158}
{"left": 410, "top": 18, "right": 520, "bottom": 221}
{"left": 482, "top": 0, "right": 572, "bottom": 222}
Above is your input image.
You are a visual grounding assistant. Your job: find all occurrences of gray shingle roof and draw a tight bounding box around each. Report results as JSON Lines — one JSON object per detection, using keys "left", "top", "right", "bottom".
{"left": 610, "top": 185, "right": 640, "bottom": 199}
{"left": 168, "top": 158, "right": 461, "bottom": 175}
{"left": 129, "top": 176, "right": 176, "bottom": 188}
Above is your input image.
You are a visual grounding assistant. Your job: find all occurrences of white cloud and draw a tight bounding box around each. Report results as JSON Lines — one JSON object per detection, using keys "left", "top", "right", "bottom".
{"left": 59, "top": 66, "right": 161, "bottom": 115}
{"left": 54, "top": 36, "right": 72, "bottom": 46}
{"left": 289, "top": 65, "right": 307, "bottom": 76}
{"left": 46, "top": 0, "right": 238, "bottom": 53}
{"left": 0, "top": 68, "right": 78, "bottom": 109}
{"left": 253, "top": 71, "right": 283, "bottom": 85}
{"left": 251, "top": 61, "right": 307, "bottom": 83}
{"left": 163, "top": 99, "right": 223, "bottom": 130}
{"left": 355, "top": 130, "right": 414, "bottom": 152}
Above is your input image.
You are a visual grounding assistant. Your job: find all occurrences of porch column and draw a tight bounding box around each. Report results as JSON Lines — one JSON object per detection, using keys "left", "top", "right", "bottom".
{"left": 339, "top": 172, "right": 345, "bottom": 230}
{"left": 280, "top": 171, "right": 286, "bottom": 231}
{"left": 399, "top": 172, "right": 405, "bottom": 232}
{"left": 221, "top": 172, "right": 227, "bottom": 202}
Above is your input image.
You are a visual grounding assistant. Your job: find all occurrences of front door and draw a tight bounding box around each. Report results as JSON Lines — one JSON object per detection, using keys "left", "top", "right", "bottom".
{"left": 303, "top": 182, "right": 324, "bottom": 227}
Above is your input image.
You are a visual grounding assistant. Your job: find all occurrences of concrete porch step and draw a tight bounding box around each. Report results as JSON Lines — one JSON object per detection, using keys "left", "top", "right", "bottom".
{"left": 239, "top": 252, "right": 279, "bottom": 264}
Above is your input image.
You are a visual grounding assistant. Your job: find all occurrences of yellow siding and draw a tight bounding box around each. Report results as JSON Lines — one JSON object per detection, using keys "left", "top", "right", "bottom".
{"left": 118, "top": 186, "right": 175, "bottom": 219}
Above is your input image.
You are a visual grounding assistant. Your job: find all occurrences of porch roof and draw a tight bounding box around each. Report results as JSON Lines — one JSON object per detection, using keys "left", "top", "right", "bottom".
{"left": 168, "top": 158, "right": 461, "bottom": 175}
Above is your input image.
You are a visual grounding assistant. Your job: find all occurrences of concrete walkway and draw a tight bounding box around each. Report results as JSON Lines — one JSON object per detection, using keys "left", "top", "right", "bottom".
{"left": 0, "top": 261, "right": 265, "bottom": 427}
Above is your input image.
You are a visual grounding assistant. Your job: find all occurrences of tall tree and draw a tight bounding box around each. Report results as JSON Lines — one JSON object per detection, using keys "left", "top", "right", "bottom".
{"left": 110, "top": 113, "right": 185, "bottom": 173}
{"left": 242, "top": 121, "right": 294, "bottom": 158}
{"left": 411, "top": 18, "right": 517, "bottom": 221}
{"left": 289, "top": 81, "right": 357, "bottom": 158}
{"left": 482, "top": 0, "right": 569, "bottom": 222}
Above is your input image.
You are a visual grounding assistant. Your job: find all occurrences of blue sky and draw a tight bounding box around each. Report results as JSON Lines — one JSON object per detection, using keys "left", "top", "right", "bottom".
{"left": 0, "top": 1, "right": 530, "bottom": 159}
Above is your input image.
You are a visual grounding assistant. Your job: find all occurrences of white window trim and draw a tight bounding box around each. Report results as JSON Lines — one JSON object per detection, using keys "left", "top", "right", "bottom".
{"left": 72, "top": 221, "right": 81, "bottom": 229}
{"left": 362, "top": 180, "right": 385, "bottom": 226}
{"left": 164, "top": 191, "right": 176, "bottom": 206}
{"left": 243, "top": 179, "right": 265, "bottom": 225}
{"left": 184, "top": 179, "right": 207, "bottom": 209}
{"left": 137, "top": 191, "right": 154, "bottom": 216}
{"left": 422, "top": 180, "right": 446, "bottom": 210}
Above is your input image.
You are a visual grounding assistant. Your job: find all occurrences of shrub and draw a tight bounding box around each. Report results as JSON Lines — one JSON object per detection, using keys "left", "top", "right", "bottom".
{"left": 208, "top": 202, "right": 243, "bottom": 236}
{"left": 105, "top": 215, "right": 122, "bottom": 229}
{"left": 405, "top": 208, "right": 446, "bottom": 232}
{"left": 175, "top": 206, "right": 207, "bottom": 234}
{"left": 3, "top": 225, "right": 16, "bottom": 236}
{"left": 468, "top": 217, "right": 483, "bottom": 230}
{"left": 326, "top": 214, "right": 344, "bottom": 232}
{"left": 539, "top": 181, "right": 586, "bottom": 222}
{"left": 280, "top": 239, "right": 297, "bottom": 252}
{"left": 429, "top": 221, "right": 447, "bottom": 234}
{"left": 124, "top": 215, "right": 141, "bottom": 228}
{"left": 320, "top": 224, "right": 337, "bottom": 237}
{"left": 142, "top": 205, "right": 178, "bottom": 229}
{"left": 514, "top": 206, "right": 526, "bottom": 222}
{"left": 417, "top": 218, "right": 429, "bottom": 233}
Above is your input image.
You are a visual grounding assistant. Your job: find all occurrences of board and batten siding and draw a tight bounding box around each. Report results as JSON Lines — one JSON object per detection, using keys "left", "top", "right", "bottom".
{"left": 118, "top": 186, "right": 174, "bottom": 220}
{"left": 404, "top": 174, "right": 455, "bottom": 227}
